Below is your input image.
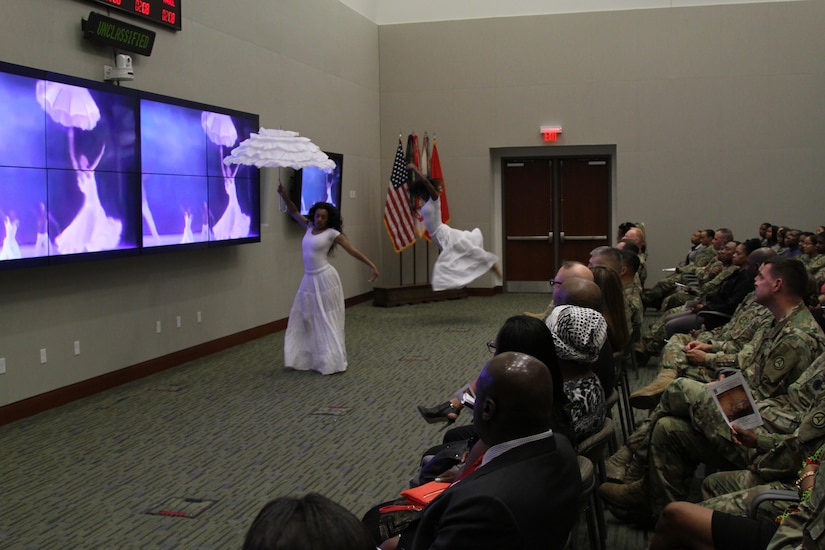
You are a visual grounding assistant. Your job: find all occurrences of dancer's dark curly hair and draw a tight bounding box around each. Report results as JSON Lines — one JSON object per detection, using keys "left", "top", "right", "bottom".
{"left": 307, "top": 202, "right": 343, "bottom": 254}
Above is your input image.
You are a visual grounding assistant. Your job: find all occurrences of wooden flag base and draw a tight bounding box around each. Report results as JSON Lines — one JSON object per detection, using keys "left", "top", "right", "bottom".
{"left": 372, "top": 283, "right": 467, "bottom": 307}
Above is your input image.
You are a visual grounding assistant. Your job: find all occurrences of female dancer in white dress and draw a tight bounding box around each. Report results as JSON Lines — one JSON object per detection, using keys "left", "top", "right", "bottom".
{"left": 0, "top": 212, "right": 21, "bottom": 260}
{"left": 407, "top": 164, "right": 500, "bottom": 291}
{"left": 212, "top": 163, "right": 250, "bottom": 240}
{"left": 277, "top": 183, "right": 379, "bottom": 375}
{"left": 55, "top": 128, "right": 122, "bottom": 254}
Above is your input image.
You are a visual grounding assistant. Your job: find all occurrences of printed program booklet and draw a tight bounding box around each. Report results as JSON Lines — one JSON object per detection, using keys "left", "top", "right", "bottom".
{"left": 708, "top": 371, "right": 763, "bottom": 430}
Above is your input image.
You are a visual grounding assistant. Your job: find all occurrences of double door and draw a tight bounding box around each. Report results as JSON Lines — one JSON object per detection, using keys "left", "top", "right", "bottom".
{"left": 503, "top": 157, "right": 611, "bottom": 292}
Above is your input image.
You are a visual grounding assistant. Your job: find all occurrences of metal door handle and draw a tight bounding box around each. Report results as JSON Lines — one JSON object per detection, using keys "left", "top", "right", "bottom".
{"left": 506, "top": 232, "right": 555, "bottom": 243}
{"left": 561, "top": 234, "right": 608, "bottom": 241}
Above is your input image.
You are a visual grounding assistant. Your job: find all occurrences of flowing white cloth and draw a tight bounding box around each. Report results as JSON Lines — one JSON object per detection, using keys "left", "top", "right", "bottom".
{"left": 421, "top": 197, "right": 498, "bottom": 291}
{"left": 283, "top": 226, "right": 347, "bottom": 375}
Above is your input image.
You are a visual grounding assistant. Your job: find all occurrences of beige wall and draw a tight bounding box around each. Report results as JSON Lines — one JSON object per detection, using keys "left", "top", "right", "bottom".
{"left": 378, "top": 1, "right": 825, "bottom": 285}
{"left": 0, "top": 0, "right": 381, "bottom": 407}
{"left": 2, "top": 0, "right": 823, "bottom": 407}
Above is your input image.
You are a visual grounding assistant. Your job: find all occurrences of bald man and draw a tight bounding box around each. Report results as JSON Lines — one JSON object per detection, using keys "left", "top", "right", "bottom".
{"left": 525, "top": 260, "right": 593, "bottom": 319}
{"left": 403, "top": 352, "right": 581, "bottom": 550}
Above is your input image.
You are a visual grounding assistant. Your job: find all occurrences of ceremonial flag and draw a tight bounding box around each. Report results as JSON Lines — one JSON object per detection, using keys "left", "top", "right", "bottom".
{"left": 430, "top": 137, "right": 450, "bottom": 225}
{"left": 384, "top": 137, "right": 417, "bottom": 252}
{"left": 406, "top": 133, "right": 426, "bottom": 236}
{"left": 420, "top": 133, "right": 430, "bottom": 177}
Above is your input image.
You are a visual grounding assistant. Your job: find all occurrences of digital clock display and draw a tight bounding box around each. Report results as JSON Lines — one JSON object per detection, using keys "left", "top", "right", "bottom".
{"left": 86, "top": 0, "right": 181, "bottom": 31}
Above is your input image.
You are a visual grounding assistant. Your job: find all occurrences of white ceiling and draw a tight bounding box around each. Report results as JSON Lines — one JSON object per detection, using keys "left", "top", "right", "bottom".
{"left": 338, "top": 0, "right": 802, "bottom": 25}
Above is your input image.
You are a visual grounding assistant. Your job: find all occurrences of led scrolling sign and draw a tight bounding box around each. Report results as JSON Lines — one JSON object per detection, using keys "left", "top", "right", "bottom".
{"left": 86, "top": 0, "right": 181, "bottom": 31}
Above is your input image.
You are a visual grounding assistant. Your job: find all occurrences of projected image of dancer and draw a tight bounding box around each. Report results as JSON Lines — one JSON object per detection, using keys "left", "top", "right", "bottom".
{"left": 276, "top": 183, "right": 379, "bottom": 375}
{"left": 407, "top": 163, "right": 500, "bottom": 291}
{"left": 212, "top": 162, "right": 251, "bottom": 240}
{"left": 0, "top": 210, "right": 21, "bottom": 260}
{"left": 54, "top": 128, "right": 122, "bottom": 254}
{"left": 34, "top": 202, "right": 58, "bottom": 257}
{"left": 180, "top": 208, "right": 194, "bottom": 244}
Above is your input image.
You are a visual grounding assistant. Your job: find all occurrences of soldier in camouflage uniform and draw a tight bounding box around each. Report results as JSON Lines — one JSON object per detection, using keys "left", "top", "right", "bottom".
{"left": 619, "top": 249, "right": 643, "bottom": 339}
{"left": 648, "top": 354, "right": 825, "bottom": 519}
{"left": 641, "top": 229, "right": 720, "bottom": 310}
{"left": 642, "top": 241, "right": 739, "bottom": 355}
{"left": 629, "top": 248, "right": 776, "bottom": 410}
{"left": 648, "top": 441, "right": 825, "bottom": 550}
{"left": 801, "top": 232, "right": 825, "bottom": 286}
{"left": 599, "top": 257, "right": 825, "bottom": 523}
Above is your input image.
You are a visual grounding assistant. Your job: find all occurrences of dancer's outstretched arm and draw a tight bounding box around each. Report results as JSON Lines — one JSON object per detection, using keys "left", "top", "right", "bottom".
{"left": 277, "top": 183, "right": 308, "bottom": 226}
{"left": 335, "top": 235, "right": 379, "bottom": 283}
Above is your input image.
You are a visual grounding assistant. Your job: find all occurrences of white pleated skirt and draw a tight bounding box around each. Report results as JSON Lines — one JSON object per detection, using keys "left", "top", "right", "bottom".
{"left": 283, "top": 263, "right": 347, "bottom": 375}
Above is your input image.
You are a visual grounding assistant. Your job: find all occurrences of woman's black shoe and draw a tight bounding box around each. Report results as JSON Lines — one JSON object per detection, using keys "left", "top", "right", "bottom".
{"left": 417, "top": 402, "right": 460, "bottom": 425}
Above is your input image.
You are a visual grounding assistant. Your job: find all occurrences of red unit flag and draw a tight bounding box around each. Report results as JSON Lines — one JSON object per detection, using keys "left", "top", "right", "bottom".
{"left": 430, "top": 137, "right": 449, "bottom": 226}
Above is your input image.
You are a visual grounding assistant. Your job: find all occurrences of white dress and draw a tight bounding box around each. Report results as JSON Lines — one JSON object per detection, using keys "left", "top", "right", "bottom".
{"left": 55, "top": 171, "right": 122, "bottom": 254}
{"left": 212, "top": 178, "right": 250, "bottom": 240}
{"left": 421, "top": 197, "right": 498, "bottom": 291}
{"left": 0, "top": 217, "right": 21, "bottom": 260}
{"left": 283, "top": 226, "right": 347, "bottom": 375}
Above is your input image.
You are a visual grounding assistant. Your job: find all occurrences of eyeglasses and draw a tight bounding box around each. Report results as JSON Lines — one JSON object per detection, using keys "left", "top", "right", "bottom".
{"left": 548, "top": 279, "right": 563, "bottom": 287}
{"left": 486, "top": 340, "right": 497, "bottom": 353}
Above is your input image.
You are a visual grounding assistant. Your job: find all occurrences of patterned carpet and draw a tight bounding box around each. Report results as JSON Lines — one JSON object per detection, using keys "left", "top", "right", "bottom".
{"left": 0, "top": 293, "right": 656, "bottom": 549}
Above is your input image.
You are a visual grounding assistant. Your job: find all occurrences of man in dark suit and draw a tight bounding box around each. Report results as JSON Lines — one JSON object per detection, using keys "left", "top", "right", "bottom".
{"left": 397, "top": 351, "right": 581, "bottom": 550}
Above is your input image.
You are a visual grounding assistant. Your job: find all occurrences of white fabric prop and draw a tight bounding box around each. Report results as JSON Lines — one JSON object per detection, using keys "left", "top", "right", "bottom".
{"left": 223, "top": 127, "right": 334, "bottom": 171}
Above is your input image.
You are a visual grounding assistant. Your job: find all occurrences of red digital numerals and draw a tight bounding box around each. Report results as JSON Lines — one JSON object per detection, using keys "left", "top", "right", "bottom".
{"left": 161, "top": 9, "right": 176, "bottom": 24}
{"left": 135, "top": 0, "right": 151, "bottom": 15}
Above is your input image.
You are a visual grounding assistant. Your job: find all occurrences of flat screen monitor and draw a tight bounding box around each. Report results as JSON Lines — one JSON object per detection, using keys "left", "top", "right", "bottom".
{"left": 140, "top": 97, "right": 260, "bottom": 250}
{"left": 0, "top": 63, "right": 140, "bottom": 269}
{"left": 0, "top": 59, "right": 261, "bottom": 270}
{"left": 291, "top": 152, "right": 343, "bottom": 217}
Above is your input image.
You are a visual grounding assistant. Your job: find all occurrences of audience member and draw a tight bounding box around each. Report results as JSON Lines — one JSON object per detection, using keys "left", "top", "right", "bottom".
{"left": 524, "top": 260, "right": 593, "bottom": 320}
{"left": 388, "top": 352, "right": 581, "bottom": 550}
{"left": 599, "top": 257, "right": 825, "bottom": 524}
{"left": 244, "top": 493, "right": 375, "bottom": 550}
{"left": 546, "top": 305, "right": 608, "bottom": 442}
{"left": 648, "top": 442, "right": 825, "bottom": 550}
{"left": 627, "top": 247, "right": 776, "bottom": 411}
{"left": 416, "top": 315, "right": 566, "bottom": 427}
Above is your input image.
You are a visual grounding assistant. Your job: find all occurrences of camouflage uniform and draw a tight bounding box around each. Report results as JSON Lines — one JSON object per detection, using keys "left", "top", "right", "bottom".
{"left": 659, "top": 292, "right": 772, "bottom": 378}
{"left": 701, "top": 392, "right": 825, "bottom": 519}
{"left": 623, "top": 282, "right": 643, "bottom": 339}
{"left": 642, "top": 247, "right": 717, "bottom": 308}
{"left": 700, "top": 472, "right": 791, "bottom": 521}
{"left": 660, "top": 262, "right": 738, "bottom": 311}
{"left": 765, "top": 443, "right": 825, "bottom": 550}
{"left": 625, "top": 304, "right": 825, "bottom": 516}
{"left": 801, "top": 253, "right": 825, "bottom": 287}
{"left": 646, "top": 325, "right": 825, "bottom": 516}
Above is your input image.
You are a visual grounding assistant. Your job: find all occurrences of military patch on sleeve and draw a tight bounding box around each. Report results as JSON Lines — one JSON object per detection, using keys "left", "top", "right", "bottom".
{"left": 812, "top": 411, "right": 825, "bottom": 430}
{"left": 773, "top": 356, "right": 785, "bottom": 370}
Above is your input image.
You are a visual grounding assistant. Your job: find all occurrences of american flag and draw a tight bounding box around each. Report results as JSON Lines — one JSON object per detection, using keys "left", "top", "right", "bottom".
{"left": 383, "top": 138, "right": 417, "bottom": 252}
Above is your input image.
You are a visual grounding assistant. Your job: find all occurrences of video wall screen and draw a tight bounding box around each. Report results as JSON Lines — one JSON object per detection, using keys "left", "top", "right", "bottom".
{"left": 0, "top": 60, "right": 260, "bottom": 269}
{"left": 292, "top": 151, "right": 343, "bottom": 217}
